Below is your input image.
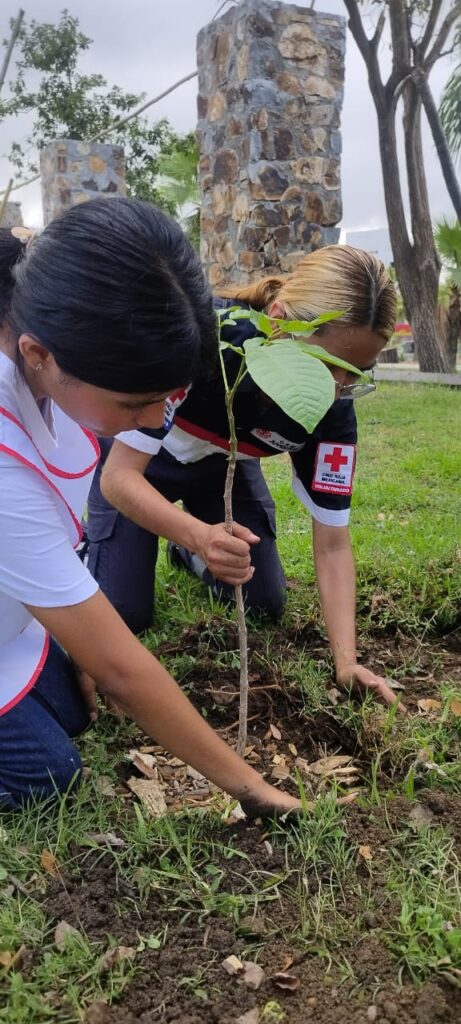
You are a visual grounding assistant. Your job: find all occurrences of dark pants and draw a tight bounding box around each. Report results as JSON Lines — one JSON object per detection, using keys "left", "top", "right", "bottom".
{"left": 87, "top": 440, "right": 286, "bottom": 634}
{"left": 0, "top": 639, "right": 90, "bottom": 810}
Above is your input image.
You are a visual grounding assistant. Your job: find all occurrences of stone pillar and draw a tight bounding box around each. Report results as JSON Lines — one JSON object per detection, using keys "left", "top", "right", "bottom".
{"left": 197, "top": 0, "right": 345, "bottom": 287}
{"left": 40, "top": 140, "right": 126, "bottom": 225}
{"left": 2, "top": 202, "right": 23, "bottom": 228}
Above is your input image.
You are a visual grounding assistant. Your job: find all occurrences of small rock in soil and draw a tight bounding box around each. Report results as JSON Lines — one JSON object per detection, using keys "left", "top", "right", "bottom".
{"left": 367, "top": 1008, "right": 378, "bottom": 1022}
{"left": 241, "top": 961, "right": 266, "bottom": 990}
{"left": 222, "top": 954, "right": 244, "bottom": 975}
{"left": 364, "top": 912, "right": 378, "bottom": 929}
{"left": 382, "top": 1000, "right": 399, "bottom": 1020}
{"left": 236, "top": 1010, "right": 260, "bottom": 1024}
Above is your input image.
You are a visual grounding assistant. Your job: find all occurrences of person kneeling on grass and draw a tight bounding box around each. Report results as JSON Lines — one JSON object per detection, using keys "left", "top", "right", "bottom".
{"left": 0, "top": 198, "right": 340, "bottom": 816}
{"left": 87, "top": 245, "right": 405, "bottom": 713}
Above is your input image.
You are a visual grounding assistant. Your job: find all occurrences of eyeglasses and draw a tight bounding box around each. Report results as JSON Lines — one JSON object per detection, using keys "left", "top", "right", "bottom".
{"left": 336, "top": 372, "right": 376, "bottom": 401}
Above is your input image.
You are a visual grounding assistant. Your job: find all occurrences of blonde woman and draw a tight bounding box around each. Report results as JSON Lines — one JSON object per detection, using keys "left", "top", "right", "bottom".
{"left": 88, "top": 245, "right": 402, "bottom": 712}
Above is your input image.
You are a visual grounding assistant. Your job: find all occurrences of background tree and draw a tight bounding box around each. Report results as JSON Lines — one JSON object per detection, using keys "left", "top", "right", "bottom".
{"left": 343, "top": 0, "right": 461, "bottom": 373}
{"left": 435, "top": 218, "right": 461, "bottom": 371}
{"left": 158, "top": 134, "right": 200, "bottom": 249}
{"left": 439, "top": 26, "right": 461, "bottom": 163}
{"left": 0, "top": 10, "right": 198, "bottom": 218}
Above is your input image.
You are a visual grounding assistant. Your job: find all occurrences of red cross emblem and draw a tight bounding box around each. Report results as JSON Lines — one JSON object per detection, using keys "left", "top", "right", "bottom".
{"left": 324, "top": 446, "right": 349, "bottom": 473}
{"left": 312, "top": 442, "right": 356, "bottom": 495}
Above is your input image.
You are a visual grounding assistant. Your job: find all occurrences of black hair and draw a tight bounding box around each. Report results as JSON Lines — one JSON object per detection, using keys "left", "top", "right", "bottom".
{"left": 9, "top": 197, "right": 217, "bottom": 393}
{"left": 0, "top": 229, "right": 24, "bottom": 324}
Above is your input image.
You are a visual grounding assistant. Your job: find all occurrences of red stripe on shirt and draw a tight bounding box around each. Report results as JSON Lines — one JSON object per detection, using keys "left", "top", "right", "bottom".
{"left": 0, "top": 405, "right": 100, "bottom": 479}
{"left": 0, "top": 630, "right": 50, "bottom": 716}
{"left": 0, "top": 443, "right": 83, "bottom": 546}
{"left": 173, "top": 416, "right": 267, "bottom": 459}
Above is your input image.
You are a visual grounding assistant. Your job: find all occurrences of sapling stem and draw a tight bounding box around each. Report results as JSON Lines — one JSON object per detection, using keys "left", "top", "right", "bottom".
{"left": 219, "top": 347, "right": 249, "bottom": 757}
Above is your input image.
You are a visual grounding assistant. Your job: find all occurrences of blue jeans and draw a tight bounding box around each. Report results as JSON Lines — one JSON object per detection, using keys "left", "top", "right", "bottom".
{"left": 0, "top": 638, "right": 90, "bottom": 810}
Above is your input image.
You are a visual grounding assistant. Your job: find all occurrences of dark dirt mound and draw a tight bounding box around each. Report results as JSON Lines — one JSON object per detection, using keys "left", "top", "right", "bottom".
{"left": 38, "top": 622, "right": 461, "bottom": 1023}
{"left": 42, "top": 813, "right": 461, "bottom": 1024}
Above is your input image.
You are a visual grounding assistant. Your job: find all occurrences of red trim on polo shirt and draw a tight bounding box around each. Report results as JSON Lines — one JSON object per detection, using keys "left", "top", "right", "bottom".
{"left": 0, "top": 444, "right": 83, "bottom": 546}
{"left": 0, "top": 630, "right": 50, "bottom": 716}
{"left": 0, "top": 405, "right": 100, "bottom": 479}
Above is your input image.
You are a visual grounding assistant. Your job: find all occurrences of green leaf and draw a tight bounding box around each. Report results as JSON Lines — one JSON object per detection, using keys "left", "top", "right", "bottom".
{"left": 245, "top": 310, "right": 273, "bottom": 336}
{"left": 295, "top": 343, "right": 368, "bottom": 378}
{"left": 449, "top": 268, "right": 461, "bottom": 287}
{"left": 216, "top": 306, "right": 240, "bottom": 319}
{"left": 220, "top": 308, "right": 273, "bottom": 336}
{"left": 272, "top": 311, "right": 344, "bottom": 333}
{"left": 244, "top": 338, "right": 335, "bottom": 433}
{"left": 219, "top": 341, "right": 245, "bottom": 355}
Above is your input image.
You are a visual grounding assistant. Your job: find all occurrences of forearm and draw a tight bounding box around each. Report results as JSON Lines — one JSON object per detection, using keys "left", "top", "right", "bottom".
{"left": 313, "top": 526, "right": 357, "bottom": 673}
{"left": 101, "top": 441, "right": 257, "bottom": 586}
{"left": 111, "top": 657, "right": 264, "bottom": 800}
{"left": 102, "top": 464, "right": 206, "bottom": 553}
{"left": 27, "top": 592, "right": 269, "bottom": 803}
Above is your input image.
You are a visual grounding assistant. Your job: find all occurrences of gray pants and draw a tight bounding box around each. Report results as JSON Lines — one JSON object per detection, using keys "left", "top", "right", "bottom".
{"left": 87, "top": 440, "right": 286, "bottom": 634}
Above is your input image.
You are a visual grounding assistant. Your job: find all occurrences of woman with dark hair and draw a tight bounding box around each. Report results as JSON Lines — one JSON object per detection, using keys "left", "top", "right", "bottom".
{"left": 0, "top": 198, "right": 312, "bottom": 815}
{"left": 88, "top": 245, "right": 404, "bottom": 712}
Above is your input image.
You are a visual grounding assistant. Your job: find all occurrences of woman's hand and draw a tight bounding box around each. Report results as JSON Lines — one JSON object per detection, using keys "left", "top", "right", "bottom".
{"left": 195, "top": 521, "right": 260, "bottom": 586}
{"left": 239, "top": 780, "right": 357, "bottom": 820}
{"left": 74, "top": 664, "right": 125, "bottom": 720}
{"left": 74, "top": 664, "right": 98, "bottom": 722}
{"left": 336, "top": 663, "right": 407, "bottom": 714}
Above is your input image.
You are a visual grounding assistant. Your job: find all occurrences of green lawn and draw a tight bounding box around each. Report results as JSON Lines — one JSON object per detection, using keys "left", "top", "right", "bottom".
{"left": 1, "top": 383, "right": 460, "bottom": 1023}
{"left": 257, "top": 382, "right": 460, "bottom": 632}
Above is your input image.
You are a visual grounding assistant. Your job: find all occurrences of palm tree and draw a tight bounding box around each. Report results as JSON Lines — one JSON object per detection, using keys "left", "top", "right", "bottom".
{"left": 157, "top": 133, "right": 200, "bottom": 250}
{"left": 439, "top": 65, "right": 461, "bottom": 164}
{"left": 435, "top": 219, "right": 461, "bottom": 373}
{"left": 439, "top": 26, "right": 461, "bottom": 166}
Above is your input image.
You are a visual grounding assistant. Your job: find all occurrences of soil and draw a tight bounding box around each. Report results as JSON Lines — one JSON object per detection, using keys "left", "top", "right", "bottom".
{"left": 43, "top": 621, "right": 461, "bottom": 1023}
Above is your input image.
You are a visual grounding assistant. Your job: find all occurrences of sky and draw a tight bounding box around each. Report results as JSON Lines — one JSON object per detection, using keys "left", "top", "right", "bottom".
{"left": 0, "top": 0, "right": 458, "bottom": 234}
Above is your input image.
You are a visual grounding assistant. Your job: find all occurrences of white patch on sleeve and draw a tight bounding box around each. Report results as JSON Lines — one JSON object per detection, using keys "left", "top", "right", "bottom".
{"left": 115, "top": 430, "right": 163, "bottom": 455}
{"left": 250, "top": 428, "right": 304, "bottom": 453}
{"left": 312, "top": 442, "right": 356, "bottom": 495}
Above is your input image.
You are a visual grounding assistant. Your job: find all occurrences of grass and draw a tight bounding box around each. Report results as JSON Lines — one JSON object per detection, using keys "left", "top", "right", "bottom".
{"left": 1, "top": 383, "right": 461, "bottom": 1020}
{"left": 256, "top": 383, "right": 461, "bottom": 633}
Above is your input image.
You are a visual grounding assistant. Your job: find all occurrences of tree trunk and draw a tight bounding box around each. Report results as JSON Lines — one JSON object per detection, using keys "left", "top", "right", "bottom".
{"left": 411, "top": 300, "right": 450, "bottom": 372}
{"left": 376, "top": 109, "right": 414, "bottom": 295}
{"left": 402, "top": 82, "right": 448, "bottom": 372}
{"left": 445, "top": 285, "right": 461, "bottom": 372}
{"left": 343, "top": 0, "right": 453, "bottom": 374}
{"left": 417, "top": 75, "right": 461, "bottom": 222}
{"left": 375, "top": 110, "right": 447, "bottom": 371}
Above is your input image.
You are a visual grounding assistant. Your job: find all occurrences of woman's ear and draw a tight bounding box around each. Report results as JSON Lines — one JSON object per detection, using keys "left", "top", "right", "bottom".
{"left": 17, "top": 335, "right": 52, "bottom": 372}
{"left": 266, "top": 300, "right": 286, "bottom": 320}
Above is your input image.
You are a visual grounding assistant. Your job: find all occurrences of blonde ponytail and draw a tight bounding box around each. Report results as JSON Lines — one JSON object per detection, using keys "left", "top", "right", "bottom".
{"left": 216, "top": 246, "right": 396, "bottom": 342}
{"left": 217, "top": 275, "right": 284, "bottom": 311}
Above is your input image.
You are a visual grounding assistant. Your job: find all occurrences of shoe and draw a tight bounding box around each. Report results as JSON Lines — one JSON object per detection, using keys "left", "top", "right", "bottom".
{"left": 167, "top": 541, "right": 189, "bottom": 571}
{"left": 166, "top": 542, "right": 207, "bottom": 581}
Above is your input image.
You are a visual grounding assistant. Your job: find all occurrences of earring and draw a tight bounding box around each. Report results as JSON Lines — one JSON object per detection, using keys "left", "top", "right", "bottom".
{"left": 35, "top": 362, "right": 43, "bottom": 372}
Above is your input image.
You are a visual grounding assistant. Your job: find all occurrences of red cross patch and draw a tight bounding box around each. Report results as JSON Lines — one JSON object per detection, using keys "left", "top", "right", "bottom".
{"left": 312, "top": 442, "right": 356, "bottom": 495}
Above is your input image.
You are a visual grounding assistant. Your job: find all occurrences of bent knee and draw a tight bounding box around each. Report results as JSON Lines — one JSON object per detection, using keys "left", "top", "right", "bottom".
{"left": 0, "top": 744, "right": 83, "bottom": 810}
{"left": 252, "top": 589, "right": 286, "bottom": 621}
{"left": 242, "top": 583, "right": 287, "bottom": 621}
{"left": 46, "top": 745, "right": 83, "bottom": 796}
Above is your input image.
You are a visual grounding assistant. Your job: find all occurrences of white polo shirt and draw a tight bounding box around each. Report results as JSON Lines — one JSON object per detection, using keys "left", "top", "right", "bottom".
{"left": 0, "top": 351, "right": 99, "bottom": 714}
